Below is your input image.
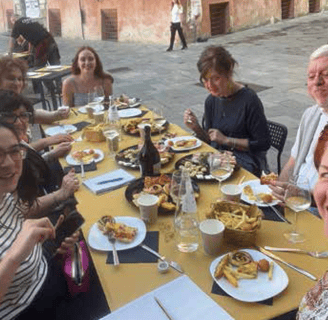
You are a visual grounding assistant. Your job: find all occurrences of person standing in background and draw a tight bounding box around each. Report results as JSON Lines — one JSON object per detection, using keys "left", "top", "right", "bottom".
{"left": 166, "top": 0, "right": 188, "bottom": 52}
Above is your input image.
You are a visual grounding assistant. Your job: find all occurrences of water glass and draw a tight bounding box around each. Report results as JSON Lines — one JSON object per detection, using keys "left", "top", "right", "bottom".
{"left": 103, "top": 129, "right": 119, "bottom": 157}
{"left": 209, "top": 152, "right": 232, "bottom": 190}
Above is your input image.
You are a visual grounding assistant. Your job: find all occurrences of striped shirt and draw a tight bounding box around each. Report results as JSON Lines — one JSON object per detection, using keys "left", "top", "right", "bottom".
{"left": 0, "top": 194, "right": 48, "bottom": 320}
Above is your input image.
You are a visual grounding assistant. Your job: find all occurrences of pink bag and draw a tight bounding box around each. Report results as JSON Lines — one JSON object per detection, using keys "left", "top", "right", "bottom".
{"left": 63, "top": 241, "right": 90, "bottom": 296}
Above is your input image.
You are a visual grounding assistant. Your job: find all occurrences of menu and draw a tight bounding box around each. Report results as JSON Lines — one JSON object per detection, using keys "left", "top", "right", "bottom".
{"left": 100, "top": 275, "right": 234, "bottom": 320}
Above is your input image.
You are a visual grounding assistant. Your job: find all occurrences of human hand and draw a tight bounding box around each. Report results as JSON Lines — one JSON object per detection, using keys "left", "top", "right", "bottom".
{"left": 56, "top": 107, "right": 70, "bottom": 120}
{"left": 57, "top": 169, "right": 80, "bottom": 201}
{"left": 183, "top": 109, "right": 199, "bottom": 130}
{"left": 47, "top": 133, "right": 74, "bottom": 146}
{"left": 269, "top": 180, "right": 289, "bottom": 203}
{"left": 50, "top": 142, "right": 72, "bottom": 159}
{"left": 9, "top": 218, "right": 55, "bottom": 264}
{"left": 208, "top": 128, "right": 228, "bottom": 145}
{"left": 57, "top": 231, "right": 80, "bottom": 255}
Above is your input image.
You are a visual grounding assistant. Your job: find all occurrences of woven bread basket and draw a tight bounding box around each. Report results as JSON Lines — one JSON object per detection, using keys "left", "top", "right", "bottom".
{"left": 206, "top": 200, "right": 262, "bottom": 247}
{"left": 83, "top": 125, "right": 106, "bottom": 142}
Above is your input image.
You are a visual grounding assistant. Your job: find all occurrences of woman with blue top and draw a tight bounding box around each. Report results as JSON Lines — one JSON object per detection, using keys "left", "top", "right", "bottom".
{"left": 184, "top": 46, "right": 270, "bottom": 177}
{"left": 62, "top": 46, "right": 113, "bottom": 108}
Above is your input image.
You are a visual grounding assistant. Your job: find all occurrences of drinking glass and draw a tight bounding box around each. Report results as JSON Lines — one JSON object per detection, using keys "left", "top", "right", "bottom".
{"left": 153, "top": 106, "right": 165, "bottom": 137}
{"left": 170, "top": 170, "right": 188, "bottom": 205}
{"left": 94, "top": 86, "right": 104, "bottom": 103}
{"left": 103, "top": 127, "right": 120, "bottom": 158}
{"left": 209, "top": 152, "right": 233, "bottom": 190}
{"left": 284, "top": 177, "right": 311, "bottom": 243}
{"left": 88, "top": 87, "right": 96, "bottom": 104}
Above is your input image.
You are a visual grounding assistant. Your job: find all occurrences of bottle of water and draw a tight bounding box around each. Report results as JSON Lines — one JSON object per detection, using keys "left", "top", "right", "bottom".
{"left": 174, "top": 169, "right": 199, "bottom": 253}
{"left": 107, "top": 97, "right": 121, "bottom": 140}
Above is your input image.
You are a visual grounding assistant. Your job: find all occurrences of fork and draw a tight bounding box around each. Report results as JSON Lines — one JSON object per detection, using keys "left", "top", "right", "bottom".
{"left": 264, "top": 246, "right": 328, "bottom": 258}
{"left": 108, "top": 232, "right": 120, "bottom": 266}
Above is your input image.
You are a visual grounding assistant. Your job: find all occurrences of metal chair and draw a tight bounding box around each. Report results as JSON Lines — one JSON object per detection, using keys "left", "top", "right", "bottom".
{"left": 267, "top": 120, "right": 288, "bottom": 174}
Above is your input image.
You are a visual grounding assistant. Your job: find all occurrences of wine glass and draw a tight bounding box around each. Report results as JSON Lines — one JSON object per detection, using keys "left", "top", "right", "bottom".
{"left": 284, "top": 177, "right": 311, "bottom": 243}
{"left": 94, "top": 86, "right": 104, "bottom": 103}
{"left": 154, "top": 106, "right": 165, "bottom": 137}
{"left": 170, "top": 170, "right": 188, "bottom": 205}
{"left": 209, "top": 152, "right": 233, "bottom": 190}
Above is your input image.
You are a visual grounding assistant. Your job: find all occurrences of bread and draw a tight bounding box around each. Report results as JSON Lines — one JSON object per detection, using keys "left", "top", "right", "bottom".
{"left": 260, "top": 172, "right": 278, "bottom": 185}
{"left": 84, "top": 125, "right": 106, "bottom": 142}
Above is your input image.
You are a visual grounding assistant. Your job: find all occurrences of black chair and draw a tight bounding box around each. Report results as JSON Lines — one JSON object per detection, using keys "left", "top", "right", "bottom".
{"left": 267, "top": 120, "right": 288, "bottom": 175}
{"left": 25, "top": 94, "right": 52, "bottom": 111}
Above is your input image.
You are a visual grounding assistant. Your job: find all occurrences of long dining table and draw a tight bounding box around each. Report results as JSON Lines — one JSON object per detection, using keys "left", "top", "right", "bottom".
{"left": 43, "top": 104, "right": 328, "bottom": 320}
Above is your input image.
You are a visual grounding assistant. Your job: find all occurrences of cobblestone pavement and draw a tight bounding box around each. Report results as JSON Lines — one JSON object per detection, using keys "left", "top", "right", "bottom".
{"left": 1, "top": 11, "right": 328, "bottom": 171}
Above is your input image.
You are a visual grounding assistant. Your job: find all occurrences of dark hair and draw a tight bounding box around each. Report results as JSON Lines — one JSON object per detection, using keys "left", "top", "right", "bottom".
{"left": 314, "top": 124, "right": 328, "bottom": 170}
{"left": 71, "top": 46, "right": 114, "bottom": 82}
{"left": 0, "top": 121, "right": 20, "bottom": 141}
{"left": 197, "top": 46, "right": 237, "bottom": 82}
{"left": 0, "top": 57, "right": 28, "bottom": 91}
{"left": 0, "top": 89, "right": 33, "bottom": 114}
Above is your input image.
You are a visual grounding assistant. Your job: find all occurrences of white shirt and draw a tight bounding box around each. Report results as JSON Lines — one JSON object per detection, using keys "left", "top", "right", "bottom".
{"left": 171, "top": 4, "right": 183, "bottom": 23}
{"left": 291, "top": 110, "right": 328, "bottom": 190}
{"left": 0, "top": 193, "right": 47, "bottom": 320}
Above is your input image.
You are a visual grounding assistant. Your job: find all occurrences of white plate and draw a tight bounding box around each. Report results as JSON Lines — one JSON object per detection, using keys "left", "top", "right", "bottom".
{"left": 118, "top": 108, "right": 142, "bottom": 118}
{"left": 66, "top": 149, "right": 104, "bottom": 165}
{"left": 88, "top": 217, "right": 147, "bottom": 251}
{"left": 92, "top": 96, "right": 104, "bottom": 103}
{"left": 241, "top": 180, "right": 279, "bottom": 207}
{"left": 164, "top": 136, "right": 202, "bottom": 151}
{"left": 78, "top": 105, "right": 104, "bottom": 114}
{"left": 210, "top": 249, "right": 289, "bottom": 302}
{"left": 27, "top": 71, "right": 38, "bottom": 76}
{"left": 46, "top": 65, "right": 62, "bottom": 69}
{"left": 44, "top": 124, "right": 77, "bottom": 136}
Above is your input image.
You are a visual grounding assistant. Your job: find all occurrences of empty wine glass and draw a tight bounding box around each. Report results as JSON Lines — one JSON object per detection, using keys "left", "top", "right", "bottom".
{"left": 284, "top": 177, "right": 311, "bottom": 243}
{"left": 170, "top": 170, "right": 188, "bottom": 205}
{"left": 209, "top": 152, "right": 233, "bottom": 190}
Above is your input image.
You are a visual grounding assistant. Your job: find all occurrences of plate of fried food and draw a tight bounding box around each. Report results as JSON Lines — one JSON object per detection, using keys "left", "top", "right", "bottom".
{"left": 88, "top": 215, "right": 147, "bottom": 251}
{"left": 122, "top": 118, "right": 169, "bottom": 136}
{"left": 241, "top": 180, "right": 279, "bottom": 207}
{"left": 175, "top": 151, "right": 238, "bottom": 181}
{"left": 125, "top": 174, "right": 200, "bottom": 214}
{"left": 210, "top": 249, "right": 288, "bottom": 302}
{"left": 66, "top": 148, "right": 104, "bottom": 165}
{"left": 165, "top": 136, "right": 202, "bottom": 152}
{"left": 116, "top": 144, "right": 174, "bottom": 169}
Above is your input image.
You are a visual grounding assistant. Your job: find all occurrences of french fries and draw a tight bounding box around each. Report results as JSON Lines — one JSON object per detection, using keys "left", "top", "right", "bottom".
{"left": 268, "top": 262, "right": 274, "bottom": 280}
{"left": 214, "top": 254, "right": 229, "bottom": 279}
{"left": 206, "top": 200, "right": 262, "bottom": 232}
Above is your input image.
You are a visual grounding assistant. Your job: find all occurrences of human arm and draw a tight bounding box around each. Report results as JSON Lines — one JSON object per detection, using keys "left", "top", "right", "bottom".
{"left": 183, "top": 109, "right": 210, "bottom": 143}
{"left": 25, "top": 169, "right": 80, "bottom": 218}
{"left": 0, "top": 218, "right": 55, "bottom": 303}
{"left": 33, "top": 109, "right": 70, "bottom": 125}
{"left": 103, "top": 77, "right": 113, "bottom": 102}
{"left": 62, "top": 77, "right": 75, "bottom": 108}
{"left": 30, "top": 134, "right": 73, "bottom": 153}
{"left": 208, "top": 129, "right": 250, "bottom": 151}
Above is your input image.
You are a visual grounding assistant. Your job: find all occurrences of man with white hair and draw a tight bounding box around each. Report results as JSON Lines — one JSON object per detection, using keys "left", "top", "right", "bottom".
{"left": 272, "top": 44, "right": 328, "bottom": 196}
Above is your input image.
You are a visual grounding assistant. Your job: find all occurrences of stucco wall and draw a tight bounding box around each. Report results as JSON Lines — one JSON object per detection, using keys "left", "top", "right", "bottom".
{"left": 0, "top": 0, "right": 14, "bottom": 32}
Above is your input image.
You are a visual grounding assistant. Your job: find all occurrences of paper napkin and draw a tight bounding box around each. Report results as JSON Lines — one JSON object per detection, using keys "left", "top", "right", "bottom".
{"left": 82, "top": 169, "right": 136, "bottom": 195}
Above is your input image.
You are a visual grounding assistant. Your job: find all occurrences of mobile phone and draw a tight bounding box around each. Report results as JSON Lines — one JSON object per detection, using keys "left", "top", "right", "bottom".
{"left": 43, "top": 210, "right": 85, "bottom": 257}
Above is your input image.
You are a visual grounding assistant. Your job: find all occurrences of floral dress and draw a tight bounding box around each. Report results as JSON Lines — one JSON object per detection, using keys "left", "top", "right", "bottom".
{"left": 297, "top": 271, "right": 328, "bottom": 319}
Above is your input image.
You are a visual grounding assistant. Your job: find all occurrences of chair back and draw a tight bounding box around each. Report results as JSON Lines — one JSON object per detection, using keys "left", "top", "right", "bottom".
{"left": 267, "top": 120, "right": 288, "bottom": 174}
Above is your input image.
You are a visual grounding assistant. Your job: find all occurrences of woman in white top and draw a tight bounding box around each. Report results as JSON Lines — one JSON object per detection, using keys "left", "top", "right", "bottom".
{"left": 166, "top": 0, "right": 188, "bottom": 51}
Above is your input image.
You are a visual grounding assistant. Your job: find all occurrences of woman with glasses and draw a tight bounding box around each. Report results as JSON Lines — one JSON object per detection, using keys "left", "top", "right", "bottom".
{"left": 183, "top": 46, "right": 270, "bottom": 176}
{"left": 0, "top": 57, "right": 70, "bottom": 124}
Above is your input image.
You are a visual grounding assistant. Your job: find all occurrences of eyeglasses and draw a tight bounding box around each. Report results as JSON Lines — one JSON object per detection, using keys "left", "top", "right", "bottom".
{"left": 0, "top": 144, "right": 26, "bottom": 165}
{"left": 0, "top": 112, "right": 32, "bottom": 124}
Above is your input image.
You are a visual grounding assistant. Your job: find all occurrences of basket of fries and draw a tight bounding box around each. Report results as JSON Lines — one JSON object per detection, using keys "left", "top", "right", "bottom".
{"left": 206, "top": 200, "right": 262, "bottom": 247}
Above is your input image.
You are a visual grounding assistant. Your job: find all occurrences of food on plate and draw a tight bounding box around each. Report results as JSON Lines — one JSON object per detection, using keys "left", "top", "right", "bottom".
{"left": 71, "top": 149, "right": 100, "bottom": 162}
{"left": 260, "top": 172, "right": 278, "bottom": 185}
{"left": 178, "top": 160, "right": 208, "bottom": 177}
{"left": 229, "top": 251, "right": 253, "bottom": 266}
{"left": 243, "top": 185, "right": 256, "bottom": 201}
{"left": 206, "top": 200, "right": 262, "bottom": 232}
{"left": 172, "top": 138, "right": 198, "bottom": 149}
{"left": 214, "top": 251, "right": 272, "bottom": 287}
{"left": 257, "top": 192, "right": 274, "bottom": 203}
{"left": 258, "top": 259, "right": 270, "bottom": 272}
{"left": 122, "top": 117, "right": 166, "bottom": 135}
{"left": 83, "top": 124, "right": 106, "bottom": 142}
{"left": 117, "top": 145, "right": 174, "bottom": 167}
{"left": 132, "top": 174, "right": 199, "bottom": 212}
{"left": 268, "top": 262, "right": 274, "bottom": 280}
{"left": 97, "top": 215, "right": 138, "bottom": 243}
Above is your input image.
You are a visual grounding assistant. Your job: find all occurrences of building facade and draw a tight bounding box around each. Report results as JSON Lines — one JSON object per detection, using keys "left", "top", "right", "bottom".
{"left": 0, "top": 0, "right": 327, "bottom": 44}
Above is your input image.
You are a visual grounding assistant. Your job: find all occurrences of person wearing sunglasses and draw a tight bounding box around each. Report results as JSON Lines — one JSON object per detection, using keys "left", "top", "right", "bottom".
{"left": 183, "top": 45, "right": 270, "bottom": 177}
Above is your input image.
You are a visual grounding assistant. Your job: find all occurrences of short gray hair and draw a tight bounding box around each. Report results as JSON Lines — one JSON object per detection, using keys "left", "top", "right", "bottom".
{"left": 310, "top": 44, "right": 328, "bottom": 61}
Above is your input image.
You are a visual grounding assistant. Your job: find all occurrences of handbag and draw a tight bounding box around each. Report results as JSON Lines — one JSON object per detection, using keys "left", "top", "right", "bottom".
{"left": 63, "top": 240, "right": 90, "bottom": 296}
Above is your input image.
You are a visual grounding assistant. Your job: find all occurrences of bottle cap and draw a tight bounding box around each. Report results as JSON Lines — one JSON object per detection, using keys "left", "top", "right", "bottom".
{"left": 157, "top": 260, "right": 169, "bottom": 273}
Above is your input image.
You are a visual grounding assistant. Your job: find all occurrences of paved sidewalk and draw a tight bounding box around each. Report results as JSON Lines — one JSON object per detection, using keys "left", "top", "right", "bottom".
{"left": 1, "top": 11, "right": 328, "bottom": 171}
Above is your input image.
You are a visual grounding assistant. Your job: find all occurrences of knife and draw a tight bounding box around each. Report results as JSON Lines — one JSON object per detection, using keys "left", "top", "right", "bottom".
{"left": 140, "top": 244, "right": 184, "bottom": 274}
{"left": 257, "top": 246, "right": 317, "bottom": 281}
{"left": 267, "top": 204, "right": 292, "bottom": 224}
{"left": 97, "top": 177, "right": 124, "bottom": 185}
{"left": 154, "top": 296, "right": 175, "bottom": 320}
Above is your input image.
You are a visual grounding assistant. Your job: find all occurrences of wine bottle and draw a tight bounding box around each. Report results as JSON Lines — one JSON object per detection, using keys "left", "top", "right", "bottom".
{"left": 138, "top": 125, "right": 161, "bottom": 176}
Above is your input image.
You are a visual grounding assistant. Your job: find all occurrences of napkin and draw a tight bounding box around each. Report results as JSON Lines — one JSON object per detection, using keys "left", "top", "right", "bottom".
{"left": 72, "top": 121, "right": 91, "bottom": 131}
{"left": 63, "top": 161, "right": 97, "bottom": 174}
{"left": 82, "top": 168, "right": 136, "bottom": 195}
{"left": 261, "top": 206, "right": 286, "bottom": 222}
{"left": 106, "top": 231, "right": 159, "bottom": 264}
{"left": 211, "top": 282, "right": 273, "bottom": 305}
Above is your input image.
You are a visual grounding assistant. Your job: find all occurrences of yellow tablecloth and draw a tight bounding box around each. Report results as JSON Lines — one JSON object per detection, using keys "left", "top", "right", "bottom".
{"left": 45, "top": 107, "right": 328, "bottom": 320}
